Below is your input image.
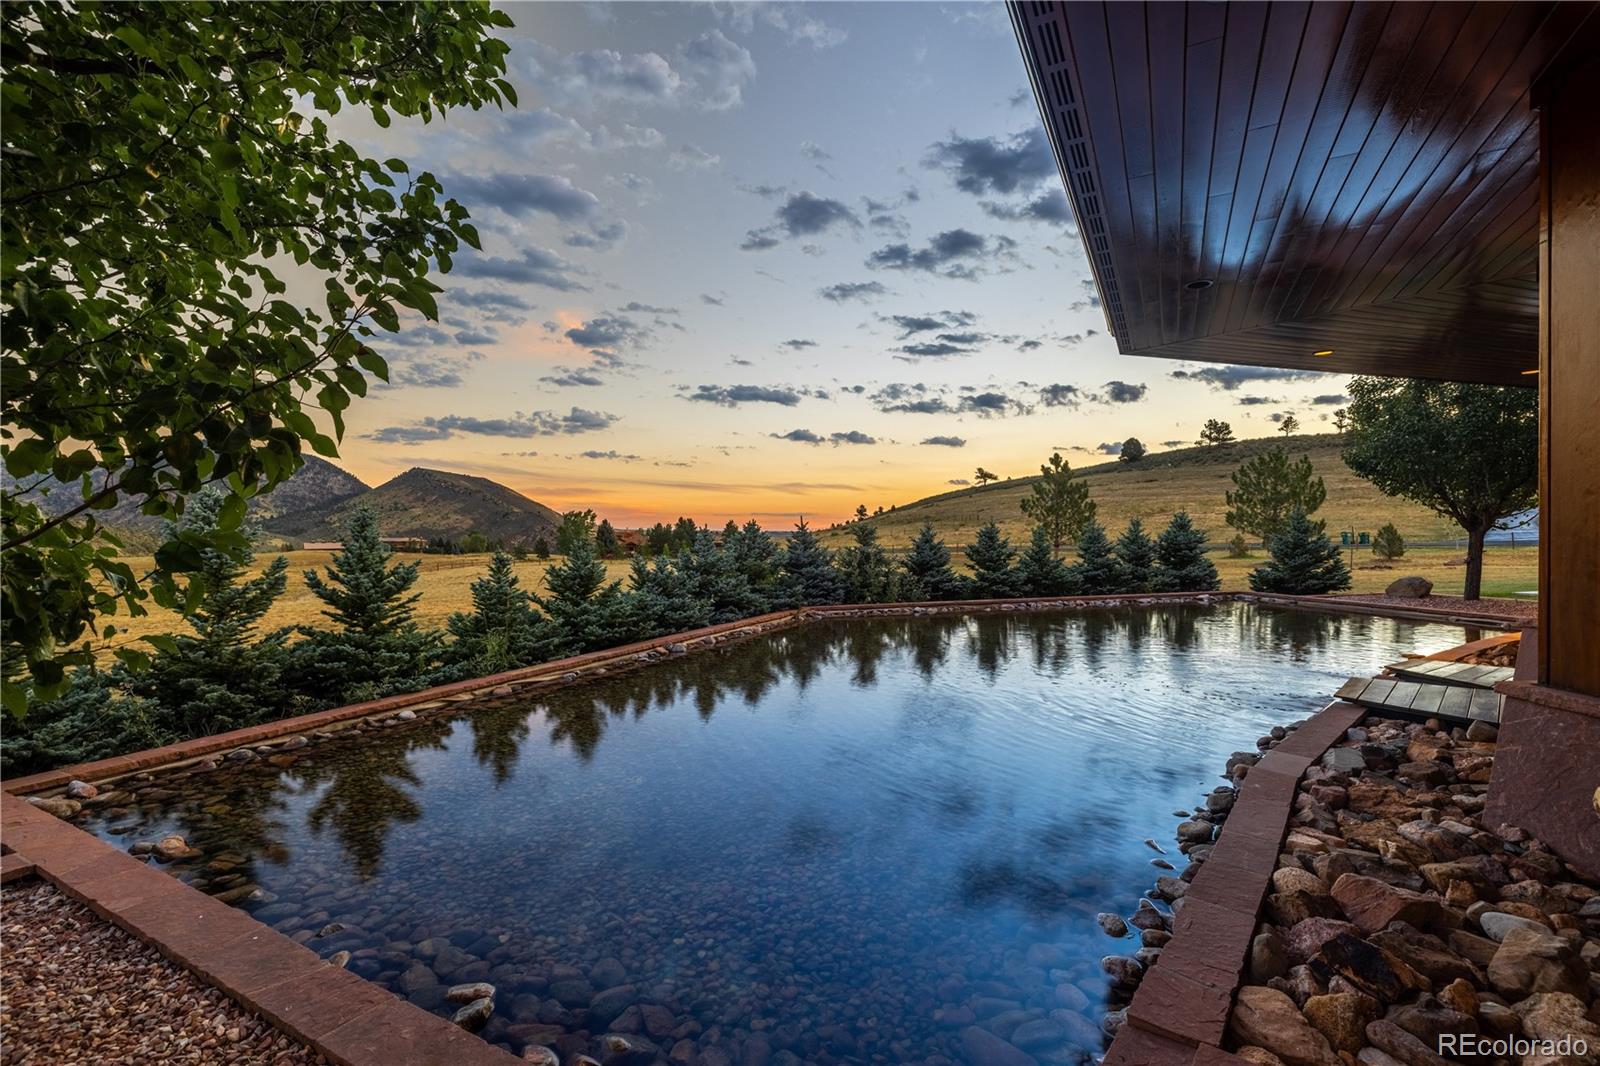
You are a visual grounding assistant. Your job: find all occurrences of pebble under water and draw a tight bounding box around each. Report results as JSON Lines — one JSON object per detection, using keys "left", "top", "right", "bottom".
{"left": 79, "top": 604, "right": 1481, "bottom": 1065}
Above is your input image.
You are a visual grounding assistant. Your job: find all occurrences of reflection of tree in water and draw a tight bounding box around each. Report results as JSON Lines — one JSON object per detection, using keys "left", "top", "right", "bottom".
{"left": 966, "top": 617, "right": 1017, "bottom": 679}
{"left": 153, "top": 770, "right": 294, "bottom": 889}
{"left": 902, "top": 620, "right": 952, "bottom": 679}
{"left": 468, "top": 704, "right": 532, "bottom": 786}
{"left": 1026, "top": 618, "right": 1072, "bottom": 676}
{"left": 1236, "top": 604, "right": 1341, "bottom": 664}
{"left": 840, "top": 624, "right": 893, "bottom": 687}
{"left": 296, "top": 723, "right": 450, "bottom": 879}
{"left": 1155, "top": 606, "right": 1203, "bottom": 651}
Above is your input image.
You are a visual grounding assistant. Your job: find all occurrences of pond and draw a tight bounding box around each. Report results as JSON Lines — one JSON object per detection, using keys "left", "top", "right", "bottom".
{"left": 78, "top": 603, "right": 1480, "bottom": 1066}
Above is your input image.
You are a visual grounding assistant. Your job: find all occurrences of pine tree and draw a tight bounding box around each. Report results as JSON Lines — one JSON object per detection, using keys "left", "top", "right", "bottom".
{"left": 1019, "top": 452, "right": 1096, "bottom": 553}
{"left": 777, "top": 519, "right": 844, "bottom": 606}
{"left": 964, "top": 521, "right": 1019, "bottom": 598}
{"left": 1071, "top": 520, "right": 1121, "bottom": 594}
{"left": 533, "top": 535, "right": 551, "bottom": 560}
{"left": 1015, "top": 526, "right": 1075, "bottom": 596}
{"left": 535, "top": 535, "right": 626, "bottom": 654}
{"left": 835, "top": 521, "right": 894, "bottom": 603}
{"left": 291, "top": 506, "right": 442, "bottom": 704}
{"left": 594, "top": 519, "right": 621, "bottom": 558}
{"left": 728, "top": 518, "right": 779, "bottom": 593}
{"left": 1372, "top": 522, "right": 1406, "bottom": 560}
{"left": 124, "top": 488, "right": 292, "bottom": 735}
{"left": 680, "top": 527, "right": 765, "bottom": 621}
{"left": 1152, "top": 512, "right": 1220, "bottom": 591}
{"left": 901, "top": 524, "right": 963, "bottom": 601}
{"left": 1249, "top": 508, "right": 1352, "bottom": 594}
{"left": 625, "top": 554, "right": 714, "bottom": 637}
{"left": 441, "top": 551, "right": 552, "bottom": 679}
{"left": 1113, "top": 518, "right": 1157, "bottom": 592}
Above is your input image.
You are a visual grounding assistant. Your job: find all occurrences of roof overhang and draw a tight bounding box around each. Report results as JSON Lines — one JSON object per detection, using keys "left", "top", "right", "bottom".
{"left": 1012, "top": 1, "right": 1599, "bottom": 385}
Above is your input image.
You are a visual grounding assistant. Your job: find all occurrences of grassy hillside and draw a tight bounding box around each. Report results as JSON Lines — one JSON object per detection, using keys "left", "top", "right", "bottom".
{"left": 824, "top": 434, "right": 1465, "bottom": 550}
{"left": 269, "top": 467, "right": 563, "bottom": 545}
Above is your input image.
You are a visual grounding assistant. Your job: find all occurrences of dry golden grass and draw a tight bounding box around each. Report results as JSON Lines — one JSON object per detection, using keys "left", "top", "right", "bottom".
{"left": 93, "top": 542, "right": 1536, "bottom": 662}
{"left": 820, "top": 434, "right": 1477, "bottom": 552}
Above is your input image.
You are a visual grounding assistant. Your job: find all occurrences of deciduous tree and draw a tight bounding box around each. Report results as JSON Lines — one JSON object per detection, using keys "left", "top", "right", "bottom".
{"left": 1342, "top": 377, "right": 1536, "bottom": 600}
{"left": 1118, "top": 438, "right": 1146, "bottom": 463}
{"left": 0, "top": 2, "right": 514, "bottom": 712}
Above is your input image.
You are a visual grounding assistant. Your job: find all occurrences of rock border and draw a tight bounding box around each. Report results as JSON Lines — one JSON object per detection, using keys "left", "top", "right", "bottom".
{"left": 1103, "top": 700, "right": 1370, "bottom": 1066}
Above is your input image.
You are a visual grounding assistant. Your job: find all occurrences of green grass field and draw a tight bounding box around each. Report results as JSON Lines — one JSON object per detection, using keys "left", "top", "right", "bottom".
{"left": 93, "top": 541, "right": 1536, "bottom": 662}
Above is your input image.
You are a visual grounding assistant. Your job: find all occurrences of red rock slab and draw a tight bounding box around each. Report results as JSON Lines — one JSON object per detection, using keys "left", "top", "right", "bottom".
{"left": 0, "top": 851, "right": 36, "bottom": 883}
{"left": 1102, "top": 1024, "right": 1198, "bottom": 1066}
{"left": 1128, "top": 964, "right": 1235, "bottom": 1047}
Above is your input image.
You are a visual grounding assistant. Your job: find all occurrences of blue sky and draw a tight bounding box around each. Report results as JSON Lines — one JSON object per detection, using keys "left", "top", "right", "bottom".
{"left": 326, "top": 2, "right": 1349, "bottom": 526}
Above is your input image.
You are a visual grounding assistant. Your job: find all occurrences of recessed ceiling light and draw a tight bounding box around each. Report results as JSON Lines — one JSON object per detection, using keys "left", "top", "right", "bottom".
{"left": 1184, "top": 278, "right": 1214, "bottom": 291}
{"left": 1313, "top": 349, "right": 1334, "bottom": 357}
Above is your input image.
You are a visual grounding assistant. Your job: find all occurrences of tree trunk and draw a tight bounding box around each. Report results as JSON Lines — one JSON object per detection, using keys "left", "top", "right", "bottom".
{"left": 1463, "top": 526, "right": 1488, "bottom": 601}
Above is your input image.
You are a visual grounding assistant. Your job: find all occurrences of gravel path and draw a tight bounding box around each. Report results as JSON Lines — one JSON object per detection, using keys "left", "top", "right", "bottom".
{"left": 1, "top": 880, "right": 327, "bottom": 1065}
{"left": 1326, "top": 593, "right": 1537, "bottom": 624}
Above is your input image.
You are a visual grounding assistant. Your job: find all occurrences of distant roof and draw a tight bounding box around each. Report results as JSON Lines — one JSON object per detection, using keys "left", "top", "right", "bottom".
{"left": 1012, "top": 2, "right": 1599, "bottom": 384}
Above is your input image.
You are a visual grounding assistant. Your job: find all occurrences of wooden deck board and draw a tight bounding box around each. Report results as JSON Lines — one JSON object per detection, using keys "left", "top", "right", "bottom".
{"left": 1339, "top": 675, "right": 1501, "bottom": 726}
{"left": 1382, "top": 658, "right": 1513, "bottom": 690}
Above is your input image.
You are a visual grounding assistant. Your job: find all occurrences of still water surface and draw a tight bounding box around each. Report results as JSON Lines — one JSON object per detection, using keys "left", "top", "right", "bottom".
{"left": 83, "top": 605, "right": 1477, "bottom": 1065}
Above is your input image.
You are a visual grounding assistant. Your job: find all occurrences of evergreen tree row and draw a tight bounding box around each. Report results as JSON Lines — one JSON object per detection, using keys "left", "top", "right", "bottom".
{"left": 6, "top": 504, "right": 1230, "bottom": 775}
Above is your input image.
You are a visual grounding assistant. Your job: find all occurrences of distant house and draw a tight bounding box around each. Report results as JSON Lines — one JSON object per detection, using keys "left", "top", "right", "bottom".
{"left": 299, "top": 536, "right": 428, "bottom": 552}
{"left": 615, "top": 529, "right": 648, "bottom": 555}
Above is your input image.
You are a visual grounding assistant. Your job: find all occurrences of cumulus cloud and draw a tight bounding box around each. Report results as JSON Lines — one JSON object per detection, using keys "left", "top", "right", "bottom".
{"left": 867, "top": 229, "right": 1016, "bottom": 280}
{"left": 1311, "top": 394, "right": 1348, "bottom": 405}
{"left": 948, "top": 478, "right": 971, "bottom": 486}
{"left": 577, "top": 450, "right": 641, "bottom": 461}
{"left": 1169, "top": 364, "right": 1336, "bottom": 390}
{"left": 714, "top": 3, "right": 848, "bottom": 48}
{"left": 525, "top": 31, "right": 755, "bottom": 112}
{"left": 387, "top": 356, "right": 474, "bottom": 389}
{"left": 1102, "top": 380, "right": 1148, "bottom": 403}
{"left": 1095, "top": 441, "right": 1123, "bottom": 455}
{"left": 924, "top": 126, "right": 1055, "bottom": 196}
{"left": 445, "top": 172, "right": 602, "bottom": 222}
{"left": 818, "top": 281, "right": 887, "bottom": 303}
{"left": 921, "top": 435, "right": 967, "bottom": 447}
{"left": 869, "top": 383, "right": 1029, "bottom": 417}
{"left": 781, "top": 339, "right": 817, "bottom": 350}
{"left": 772, "top": 428, "right": 824, "bottom": 443}
{"left": 564, "top": 314, "right": 649, "bottom": 353}
{"left": 829, "top": 430, "right": 876, "bottom": 445}
{"left": 699, "top": 293, "right": 725, "bottom": 306}
{"left": 458, "top": 248, "right": 588, "bottom": 291}
{"left": 743, "top": 191, "right": 860, "bottom": 250}
{"left": 888, "top": 310, "right": 977, "bottom": 338}
{"left": 540, "top": 369, "right": 605, "bottom": 387}
{"left": 668, "top": 143, "right": 722, "bottom": 170}
{"left": 896, "top": 341, "right": 974, "bottom": 359}
{"left": 981, "top": 188, "right": 1073, "bottom": 226}
{"left": 686, "top": 384, "right": 805, "bottom": 407}
{"left": 1039, "top": 383, "right": 1083, "bottom": 408}
{"left": 367, "top": 408, "right": 619, "bottom": 443}
{"left": 1236, "top": 395, "right": 1279, "bottom": 406}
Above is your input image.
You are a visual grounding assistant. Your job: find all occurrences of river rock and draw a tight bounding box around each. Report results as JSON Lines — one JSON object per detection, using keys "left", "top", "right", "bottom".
{"left": 1128, "top": 899, "right": 1168, "bottom": 931}
{"left": 1486, "top": 926, "right": 1588, "bottom": 998}
{"left": 451, "top": 996, "right": 493, "bottom": 1031}
{"left": 1363, "top": 1020, "right": 1450, "bottom": 1066}
{"left": 1285, "top": 918, "right": 1361, "bottom": 965}
{"left": 587, "top": 985, "right": 638, "bottom": 1028}
{"left": 1251, "top": 930, "right": 1289, "bottom": 983}
{"left": 598, "top": 1034, "right": 658, "bottom": 1066}
{"left": 1229, "top": 986, "right": 1340, "bottom": 1066}
{"left": 1007, "top": 1018, "right": 1066, "bottom": 1052}
{"left": 1097, "top": 913, "right": 1128, "bottom": 938}
{"left": 1312, "top": 934, "right": 1428, "bottom": 1004}
{"left": 1330, "top": 875, "right": 1444, "bottom": 934}
{"left": 1100, "top": 955, "right": 1143, "bottom": 991}
{"left": 28, "top": 796, "right": 81, "bottom": 818}
{"left": 958, "top": 1026, "right": 1036, "bottom": 1066}
{"left": 153, "top": 834, "right": 202, "bottom": 862}
{"left": 1477, "top": 909, "right": 1547, "bottom": 942}
{"left": 397, "top": 963, "right": 439, "bottom": 996}
{"left": 64, "top": 779, "right": 98, "bottom": 800}
{"left": 1301, "top": 992, "right": 1379, "bottom": 1054}
{"left": 1176, "top": 819, "right": 1214, "bottom": 844}
{"left": 1514, "top": 992, "right": 1600, "bottom": 1055}
{"left": 446, "top": 982, "right": 496, "bottom": 1004}
{"left": 521, "top": 1047, "right": 559, "bottom": 1066}
{"left": 548, "top": 977, "right": 594, "bottom": 1008}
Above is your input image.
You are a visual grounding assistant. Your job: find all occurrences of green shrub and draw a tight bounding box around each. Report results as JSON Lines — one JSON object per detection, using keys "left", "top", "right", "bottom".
{"left": 1372, "top": 523, "right": 1406, "bottom": 560}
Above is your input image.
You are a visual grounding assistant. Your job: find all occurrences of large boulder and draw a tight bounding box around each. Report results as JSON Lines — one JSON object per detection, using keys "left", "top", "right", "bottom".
{"left": 1385, "top": 576, "right": 1433, "bottom": 598}
{"left": 1331, "top": 875, "right": 1445, "bottom": 934}
{"left": 1486, "top": 927, "right": 1589, "bottom": 999}
{"left": 1228, "top": 986, "right": 1341, "bottom": 1066}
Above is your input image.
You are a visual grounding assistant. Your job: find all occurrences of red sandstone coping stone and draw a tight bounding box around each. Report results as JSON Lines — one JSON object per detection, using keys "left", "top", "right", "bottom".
{"left": 0, "top": 851, "right": 36, "bottom": 884}
{"left": 1110, "top": 700, "right": 1367, "bottom": 1061}
{"left": 0, "top": 793, "right": 522, "bottom": 1066}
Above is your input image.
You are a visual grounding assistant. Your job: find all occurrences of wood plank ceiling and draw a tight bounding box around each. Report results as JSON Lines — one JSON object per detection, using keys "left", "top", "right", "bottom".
{"left": 1011, "top": 1, "right": 1600, "bottom": 385}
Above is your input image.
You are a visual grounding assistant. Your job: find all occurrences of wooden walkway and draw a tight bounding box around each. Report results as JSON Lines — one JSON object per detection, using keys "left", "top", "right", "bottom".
{"left": 1380, "top": 658, "right": 1514, "bottom": 689}
{"left": 1336, "top": 675, "right": 1502, "bottom": 724}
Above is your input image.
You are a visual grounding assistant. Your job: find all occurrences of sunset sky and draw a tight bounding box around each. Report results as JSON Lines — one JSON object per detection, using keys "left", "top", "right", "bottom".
{"left": 325, "top": 1, "right": 1350, "bottom": 528}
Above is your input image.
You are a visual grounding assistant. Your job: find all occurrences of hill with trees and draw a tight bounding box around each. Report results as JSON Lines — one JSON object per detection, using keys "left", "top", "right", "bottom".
{"left": 823, "top": 434, "right": 1471, "bottom": 550}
